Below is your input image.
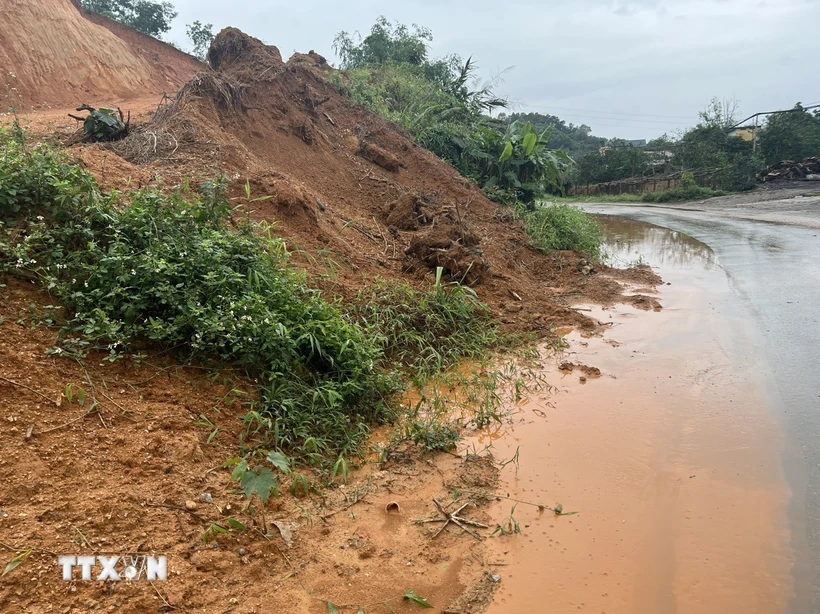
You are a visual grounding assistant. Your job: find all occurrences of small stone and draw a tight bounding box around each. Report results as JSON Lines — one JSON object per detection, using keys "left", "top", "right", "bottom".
{"left": 185, "top": 500, "right": 198, "bottom": 511}
{"left": 238, "top": 548, "right": 246, "bottom": 556}
{"left": 200, "top": 493, "right": 214, "bottom": 504}
{"left": 490, "top": 574, "right": 502, "bottom": 583}
{"left": 579, "top": 376, "right": 587, "bottom": 383}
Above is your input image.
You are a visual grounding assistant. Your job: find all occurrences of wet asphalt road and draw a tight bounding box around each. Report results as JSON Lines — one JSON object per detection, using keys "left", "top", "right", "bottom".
{"left": 580, "top": 197, "right": 820, "bottom": 613}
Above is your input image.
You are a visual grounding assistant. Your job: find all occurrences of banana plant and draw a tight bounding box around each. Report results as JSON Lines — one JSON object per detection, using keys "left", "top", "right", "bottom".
{"left": 481, "top": 121, "right": 573, "bottom": 204}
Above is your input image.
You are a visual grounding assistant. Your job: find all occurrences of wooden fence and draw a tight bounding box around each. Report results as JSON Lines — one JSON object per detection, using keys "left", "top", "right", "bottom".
{"left": 568, "top": 169, "right": 722, "bottom": 197}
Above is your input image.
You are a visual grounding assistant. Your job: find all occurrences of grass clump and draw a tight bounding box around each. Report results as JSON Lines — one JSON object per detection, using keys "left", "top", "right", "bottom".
{"left": 516, "top": 203, "right": 604, "bottom": 261}
{"left": 641, "top": 185, "right": 725, "bottom": 203}
{"left": 0, "top": 127, "right": 398, "bottom": 459}
{"left": 349, "top": 269, "right": 499, "bottom": 384}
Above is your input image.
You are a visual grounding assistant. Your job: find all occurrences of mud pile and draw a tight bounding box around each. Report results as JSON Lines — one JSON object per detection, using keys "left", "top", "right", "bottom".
{"left": 91, "top": 27, "right": 659, "bottom": 333}
{"left": 0, "top": 0, "right": 200, "bottom": 108}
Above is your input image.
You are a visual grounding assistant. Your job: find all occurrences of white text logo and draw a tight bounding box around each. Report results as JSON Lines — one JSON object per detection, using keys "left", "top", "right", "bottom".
{"left": 58, "top": 555, "right": 167, "bottom": 581}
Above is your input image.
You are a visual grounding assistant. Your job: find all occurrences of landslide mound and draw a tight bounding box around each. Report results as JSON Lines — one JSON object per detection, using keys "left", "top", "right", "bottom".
{"left": 86, "top": 28, "right": 651, "bottom": 333}
{"left": 0, "top": 0, "right": 201, "bottom": 108}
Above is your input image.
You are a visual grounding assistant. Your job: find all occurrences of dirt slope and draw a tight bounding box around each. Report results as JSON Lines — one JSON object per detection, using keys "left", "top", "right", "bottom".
{"left": 0, "top": 0, "right": 201, "bottom": 109}
{"left": 82, "top": 28, "right": 657, "bottom": 335}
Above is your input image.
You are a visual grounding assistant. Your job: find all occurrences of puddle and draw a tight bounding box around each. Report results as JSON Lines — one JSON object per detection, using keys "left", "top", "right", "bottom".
{"left": 597, "top": 214, "right": 719, "bottom": 271}
{"left": 479, "top": 216, "right": 793, "bottom": 613}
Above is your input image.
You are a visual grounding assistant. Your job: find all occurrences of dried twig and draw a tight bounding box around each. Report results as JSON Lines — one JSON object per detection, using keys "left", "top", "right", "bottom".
{"left": 320, "top": 487, "right": 371, "bottom": 520}
{"left": 38, "top": 410, "right": 92, "bottom": 435}
{"left": 415, "top": 498, "right": 488, "bottom": 540}
{"left": 145, "top": 502, "right": 206, "bottom": 524}
{"left": 0, "top": 376, "right": 56, "bottom": 404}
{"left": 151, "top": 581, "right": 175, "bottom": 611}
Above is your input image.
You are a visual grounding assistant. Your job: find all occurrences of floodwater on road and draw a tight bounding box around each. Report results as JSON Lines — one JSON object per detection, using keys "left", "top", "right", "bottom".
{"left": 479, "top": 211, "right": 812, "bottom": 613}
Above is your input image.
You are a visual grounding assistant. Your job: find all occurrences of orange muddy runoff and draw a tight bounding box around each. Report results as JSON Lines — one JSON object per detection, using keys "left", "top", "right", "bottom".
{"left": 478, "top": 219, "right": 793, "bottom": 613}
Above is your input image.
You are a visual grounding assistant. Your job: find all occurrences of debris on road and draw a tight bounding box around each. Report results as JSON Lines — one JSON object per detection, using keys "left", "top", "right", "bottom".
{"left": 757, "top": 157, "right": 820, "bottom": 182}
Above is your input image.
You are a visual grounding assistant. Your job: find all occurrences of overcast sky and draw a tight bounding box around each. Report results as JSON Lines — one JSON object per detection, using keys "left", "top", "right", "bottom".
{"left": 165, "top": 0, "right": 820, "bottom": 140}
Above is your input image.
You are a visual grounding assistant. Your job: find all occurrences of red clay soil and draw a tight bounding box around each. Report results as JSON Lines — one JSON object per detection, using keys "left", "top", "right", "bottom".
{"left": 0, "top": 0, "right": 201, "bottom": 110}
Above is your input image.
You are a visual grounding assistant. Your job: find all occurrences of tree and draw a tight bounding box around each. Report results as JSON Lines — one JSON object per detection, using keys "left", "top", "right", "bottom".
{"left": 576, "top": 143, "right": 651, "bottom": 185}
{"left": 758, "top": 104, "right": 820, "bottom": 165}
{"left": 665, "top": 100, "right": 760, "bottom": 191}
{"left": 79, "top": 0, "right": 177, "bottom": 38}
{"left": 699, "top": 96, "right": 739, "bottom": 129}
{"left": 333, "top": 17, "right": 432, "bottom": 70}
{"left": 186, "top": 21, "right": 214, "bottom": 62}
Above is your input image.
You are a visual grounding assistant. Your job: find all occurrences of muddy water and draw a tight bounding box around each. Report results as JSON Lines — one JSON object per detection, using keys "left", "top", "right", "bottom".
{"left": 481, "top": 217, "right": 793, "bottom": 613}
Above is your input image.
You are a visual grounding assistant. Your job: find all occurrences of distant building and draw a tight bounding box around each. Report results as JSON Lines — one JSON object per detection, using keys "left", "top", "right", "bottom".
{"left": 729, "top": 125, "right": 757, "bottom": 141}
{"left": 648, "top": 150, "right": 674, "bottom": 170}
{"left": 604, "top": 139, "right": 647, "bottom": 149}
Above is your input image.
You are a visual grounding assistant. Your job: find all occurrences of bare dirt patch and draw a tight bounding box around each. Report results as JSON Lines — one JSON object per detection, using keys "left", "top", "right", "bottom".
{"left": 0, "top": 0, "right": 200, "bottom": 110}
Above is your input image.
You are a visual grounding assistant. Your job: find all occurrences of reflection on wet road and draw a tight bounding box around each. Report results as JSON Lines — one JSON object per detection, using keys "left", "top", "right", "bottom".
{"left": 600, "top": 216, "right": 718, "bottom": 270}
{"left": 480, "top": 210, "right": 815, "bottom": 613}
{"left": 587, "top": 205, "right": 820, "bottom": 613}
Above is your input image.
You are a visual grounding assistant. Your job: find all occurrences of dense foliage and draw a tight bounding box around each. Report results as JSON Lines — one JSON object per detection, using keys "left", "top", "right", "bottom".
{"left": 0, "top": 128, "right": 510, "bottom": 460}
{"left": 573, "top": 99, "right": 820, "bottom": 193}
{"left": 332, "top": 18, "right": 571, "bottom": 205}
{"left": 350, "top": 272, "right": 499, "bottom": 384}
{"left": 577, "top": 141, "right": 652, "bottom": 185}
{"left": 758, "top": 104, "right": 820, "bottom": 165}
{"left": 79, "top": 0, "right": 177, "bottom": 37}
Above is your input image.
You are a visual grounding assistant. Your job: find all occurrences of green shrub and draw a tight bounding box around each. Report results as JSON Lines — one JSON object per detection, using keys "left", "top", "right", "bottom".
{"left": 349, "top": 270, "right": 499, "bottom": 384}
{"left": 641, "top": 176, "right": 725, "bottom": 203}
{"left": 516, "top": 203, "right": 604, "bottom": 260}
{"left": 0, "top": 128, "right": 398, "bottom": 458}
